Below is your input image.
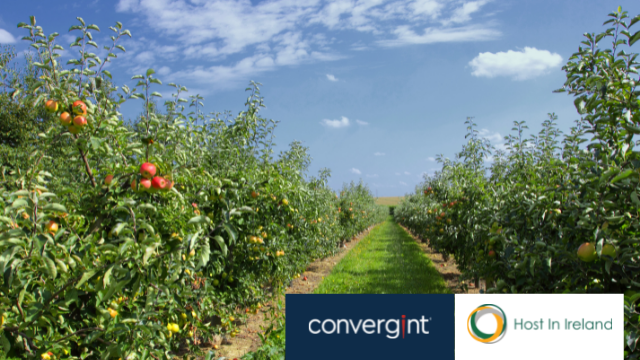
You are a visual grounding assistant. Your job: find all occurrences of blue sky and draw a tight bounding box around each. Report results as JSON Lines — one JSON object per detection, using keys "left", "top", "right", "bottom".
{"left": 2, "top": 1, "right": 639, "bottom": 196}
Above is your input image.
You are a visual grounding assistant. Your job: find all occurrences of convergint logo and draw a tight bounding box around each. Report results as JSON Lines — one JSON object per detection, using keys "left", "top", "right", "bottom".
{"left": 309, "top": 315, "right": 431, "bottom": 339}
{"left": 467, "top": 304, "right": 507, "bottom": 344}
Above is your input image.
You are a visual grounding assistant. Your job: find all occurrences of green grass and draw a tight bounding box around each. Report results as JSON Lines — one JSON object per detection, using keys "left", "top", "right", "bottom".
{"left": 314, "top": 217, "right": 450, "bottom": 294}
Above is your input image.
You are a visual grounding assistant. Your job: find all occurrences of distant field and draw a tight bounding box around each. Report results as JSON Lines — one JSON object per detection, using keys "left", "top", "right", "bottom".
{"left": 375, "top": 197, "right": 404, "bottom": 206}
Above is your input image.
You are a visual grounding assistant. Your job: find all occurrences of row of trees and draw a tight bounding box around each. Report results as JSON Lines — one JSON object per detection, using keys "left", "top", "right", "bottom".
{"left": 0, "top": 16, "right": 387, "bottom": 360}
{"left": 395, "top": 8, "right": 640, "bottom": 359}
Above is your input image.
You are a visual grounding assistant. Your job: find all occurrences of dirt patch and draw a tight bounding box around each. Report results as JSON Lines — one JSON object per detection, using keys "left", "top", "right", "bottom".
{"left": 211, "top": 224, "right": 378, "bottom": 359}
{"left": 398, "top": 224, "right": 483, "bottom": 294}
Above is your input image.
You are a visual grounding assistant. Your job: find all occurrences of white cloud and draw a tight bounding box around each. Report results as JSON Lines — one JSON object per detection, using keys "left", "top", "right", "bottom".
{"left": 366, "top": 174, "right": 379, "bottom": 178}
{"left": 399, "top": 181, "right": 408, "bottom": 186}
{"left": 395, "top": 172, "right": 401, "bottom": 176}
{"left": 427, "top": 157, "right": 435, "bottom": 161}
{"left": 469, "top": 47, "right": 563, "bottom": 80}
{"left": 115, "top": 0, "right": 498, "bottom": 88}
{"left": 320, "top": 116, "right": 350, "bottom": 128}
{"left": 356, "top": 119, "right": 369, "bottom": 125}
{"left": 157, "top": 66, "right": 171, "bottom": 76}
{"left": 351, "top": 41, "right": 369, "bottom": 51}
{"left": 351, "top": 168, "right": 362, "bottom": 175}
{"left": 374, "top": 152, "right": 385, "bottom": 156}
{"left": 0, "top": 29, "right": 16, "bottom": 44}
{"left": 404, "top": 171, "right": 411, "bottom": 175}
{"left": 378, "top": 24, "right": 499, "bottom": 47}
{"left": 442, "top": 0, "right": 490, "bottom": 25}
{"left": 135, "top": 51, "right": 155, "bottom": 63}
{"left": 478, "top": 129, "right": 503, "bottom": 143}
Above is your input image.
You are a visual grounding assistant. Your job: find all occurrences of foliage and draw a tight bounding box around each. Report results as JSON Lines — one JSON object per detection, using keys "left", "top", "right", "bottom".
{"left": 0, "top": 16, "right": 387, "bottom": 360}
{"left": 395, "top": 7, "right": 640, "bottom": 359}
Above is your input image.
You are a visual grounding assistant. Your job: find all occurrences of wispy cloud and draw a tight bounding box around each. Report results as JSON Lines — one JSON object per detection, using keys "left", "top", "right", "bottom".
{"left": 404, "top": 171, "right": 411, "bottom": 175}
{"left": 469, "top": 47, "right": 563, "bottom": 80}
{"left": 0, "top": 28, "right": 16, "bottom": 44}
{"left": 320, "top": 116, "right": 350, "bottom": 128}
{"left": 427, "top": 157, "right": 435, "bottom": 161}
{"left": 442, "top": 0, "right": 490, "bottom": 25}
{"left": 478, "top": 128, "right": 503, "bottom": 143}
{"left": 366, "top": 174, "right": 379, "bottom": 178}
{"left": 356, "top": 119, "right": 369, "bottom": 125}
{"left": 115, "top": 0, "right": 499, "bottom": 89}
{"left": 399, "top": 181, "right": 408, "bottom": 186}
{"left": 374, "top": 152, "right": 385, "bottom": 156}
{"left": 351, "top": 168, "right": 362, "bottom": 175}
{"left": 378, "top": 24, "right": 499, "bottom": 47}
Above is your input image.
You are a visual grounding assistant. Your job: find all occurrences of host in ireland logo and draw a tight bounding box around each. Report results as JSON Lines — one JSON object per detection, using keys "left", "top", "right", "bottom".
{"left": 467, "top": 304, "right": 507, "bottom": 344}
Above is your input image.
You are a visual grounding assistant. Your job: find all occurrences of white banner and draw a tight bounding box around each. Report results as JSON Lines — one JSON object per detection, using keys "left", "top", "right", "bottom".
{"left": 455, "top": 294, "right": 623, "bottom": 359}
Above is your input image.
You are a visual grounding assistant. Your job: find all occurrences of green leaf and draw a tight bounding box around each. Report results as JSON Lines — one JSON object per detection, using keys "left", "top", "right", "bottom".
{"left": 103, "top": 266, "right": 114, "bottom": 288}
{"left": 630, "top": 30, "right": 640, "bottom": 46}
{"left": 44, "top": 203, "right": 67, "bottom": 213}
{"left": 143, "top": 245, "right": 157, "bottom": 265}
{"left": 11, "top": 190, "right": 29, "bottom": 197}
{"left": 611, "top": 169, "right": 634, "bottom": 184}
{"left": 150, "top": 92, "right": 162, "bottom": 98}
{"left": 188, "top": 230, "right": 202, "bottom": 252}
{"left": 87, "top": 24, "right": 100, "bottom": 31}
{"left": 56, "top": 259, "right": 68, "bottom": 274}
{"left": 11, "top": 199, "right": 28, "bottom": 209}
{"left": 76, "top": 270, "right": 98, "bottom": 288}
{"left": 197, "top": 238, "right": 211, "bottom": 269}
{"left": 146, "top": 68, "right": 155, "bottom": 77}
{"left": 223, "top": 223, "right": 237, "bottom": 243}
{"left": 43, "top": 255, "right": 57, "bottom": 279}
{"left": 131, "top": 75, "right": 144, "bottom": 80}
{"left": 187, "top": 215, "right": 210, "bottom": 225}
{"left": 213, "top": 235, "right": 228, "bottom": 256}
{"left": 138, "top": 203, "right": 157, "bottom": 212}
{"left": 0, "top": 333, "right": 10, "bottom": 353}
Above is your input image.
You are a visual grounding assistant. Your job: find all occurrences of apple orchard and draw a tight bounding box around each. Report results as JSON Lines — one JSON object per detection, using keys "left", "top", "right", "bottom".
{"left": 0, "top": 16, "right": 386, "bottom": 360}
{"left": 394, "top": 8, "right": 640, "bottom": 360}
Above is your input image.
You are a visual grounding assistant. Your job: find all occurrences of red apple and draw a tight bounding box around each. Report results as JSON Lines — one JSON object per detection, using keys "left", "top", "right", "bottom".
{"left": 162, "top": 180, "right": 174, "bottom": 192}
{"left": 104, "top": 174, "right": 114, "bottom": 185}
{"left": 577, "top": 242, "right": 597, "bottom": 262}
{"left": 73, "top": 116, "right": 87, "bottom": 127}
{"left": 488, "top": 250, "right": 496, "bottom": 257}
{"left": 72, "top": 100, "right": 87, "bottom": 115}
{"left": 151, "top": 176, "right": 167, "bottom": 191}
{"left": 131, "top": 179, "right": 137, "bottom": 191}
{"left": 45, "top": 99, "right": 58, "bottom": 113}
{"left": 59, "top": 112, "right": 72, "bottom": 126}
{"left": 139, "top": 178, "right": 152, "bottom": 191}
{"left": 140, "top": 163, "right": 156, "bottom": 179}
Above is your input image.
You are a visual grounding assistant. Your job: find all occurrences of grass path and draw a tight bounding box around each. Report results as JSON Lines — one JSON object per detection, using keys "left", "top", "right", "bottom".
{"left": 314, "top": 216, "right": 450, "bottom": 294}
